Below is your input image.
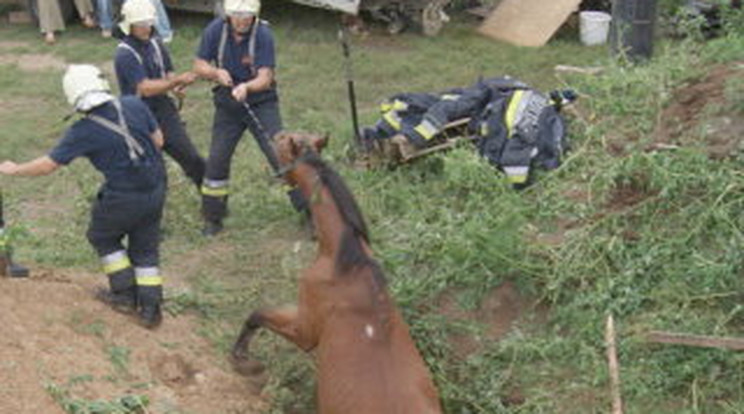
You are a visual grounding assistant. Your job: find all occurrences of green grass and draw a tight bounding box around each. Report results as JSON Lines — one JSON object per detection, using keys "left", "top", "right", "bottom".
{"left": 46, "top": 382, "right": 150, "bottom": 414}
{"left": 2, "top": 4, "right": 744, "bottom": 413}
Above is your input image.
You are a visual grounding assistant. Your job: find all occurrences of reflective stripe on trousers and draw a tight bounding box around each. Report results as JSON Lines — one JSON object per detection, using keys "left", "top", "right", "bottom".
{"left": 135, "top": 266, "right": 163, "bottom": 287}
{"left": 101, "top": 250, "right": 132, "bottom": 275}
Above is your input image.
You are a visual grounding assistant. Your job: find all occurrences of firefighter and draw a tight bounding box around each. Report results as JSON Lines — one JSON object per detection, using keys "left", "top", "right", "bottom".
{"left": 115, "top": 0, "right": 206, "bottom": 189}
{"left": 193, "top": 0, "right": 306, "bottom": 236}
{"left": 0, "top": 65, "right": 167, "bottom": 328}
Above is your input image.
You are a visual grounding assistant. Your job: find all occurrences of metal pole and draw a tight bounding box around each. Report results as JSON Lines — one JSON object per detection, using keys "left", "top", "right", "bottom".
{"left": 338, "top": 16, "right": 362, "bottom": 149}
{"left": 0, "top": 190, "right": 5, "bottom": 229}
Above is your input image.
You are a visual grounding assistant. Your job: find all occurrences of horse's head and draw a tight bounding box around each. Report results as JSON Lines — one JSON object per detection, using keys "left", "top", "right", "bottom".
{"left": 274, "top": 131, "right": 329, "bottom": 168}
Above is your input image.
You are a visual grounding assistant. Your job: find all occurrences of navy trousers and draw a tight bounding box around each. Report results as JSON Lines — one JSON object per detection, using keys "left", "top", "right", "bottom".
{"left": 202, "top": 87, "right": 306, "bottom": 223}
{"left": 87, "top": 184, "right": 166, "bottom": 267}
{"left": 148, "top": 96, "right": 205, "bottom": 188}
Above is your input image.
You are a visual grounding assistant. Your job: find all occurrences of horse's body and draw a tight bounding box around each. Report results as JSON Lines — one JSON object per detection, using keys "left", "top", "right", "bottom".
{"left": 232, "top": 132, "right": 442, "bottom": 414}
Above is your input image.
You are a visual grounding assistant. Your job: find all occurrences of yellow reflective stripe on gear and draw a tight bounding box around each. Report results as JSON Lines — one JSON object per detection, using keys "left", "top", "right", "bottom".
{"left": 201, "top": 178, "right": 230, "bottom": 197}
{"left": 508, "top": 174, "right": 528, "bottom": 184}
{"left": 440, "top": 94, "right": 459, "bottom": 101}
{"left": 104, "top": 258, "right": 132, "bottom": 274}
{"left": 101, "top": 250, "right": 132, "bottom": 274}
{"left": 503, "top": 166, "right": 529, "bottom": 183}
{"left": 135, "top": 267, "right": 162, "bottom": 286}
{"left": 379, "top": 99, "right": 408, "bottom": 113}
{"left": 392, "top": 100, "right": 408, "bottom": 111}
{"left": 382, "top": 111, "right": 402, "bottom": 131}
{"left": 136, "top": 276, "right": 163, "bottom": 286}
{"left": 505, "top": 90, "right": 525, "bottom": 139}
{"left": 201, "top": 185, "right": 230, "bottom": 197}
{"left": 414, "top": 119, "right": 439, "bottom": 141}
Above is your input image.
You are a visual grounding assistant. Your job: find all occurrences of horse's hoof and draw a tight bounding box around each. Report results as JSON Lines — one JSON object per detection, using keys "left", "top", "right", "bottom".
{"left": 232, "top": 358, "right": 266, "bottom": 377}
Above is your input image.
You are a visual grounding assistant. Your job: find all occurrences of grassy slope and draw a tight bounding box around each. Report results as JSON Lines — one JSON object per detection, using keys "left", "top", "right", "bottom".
{"left": 1, "top": 4, "right": 743, "bottom": 413}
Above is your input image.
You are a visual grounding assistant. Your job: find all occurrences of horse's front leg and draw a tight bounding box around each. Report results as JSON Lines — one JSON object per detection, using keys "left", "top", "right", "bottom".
{"left": 232, "top": 305, "right": 316, "bottom": 360}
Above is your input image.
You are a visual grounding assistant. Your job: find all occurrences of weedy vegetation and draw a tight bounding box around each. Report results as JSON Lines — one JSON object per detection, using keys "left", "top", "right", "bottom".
{"left": 2, "top": 2, "right": 744, "bottom": 413}
{"left": 46, "top": 382, "right": 149, "bottom": 414}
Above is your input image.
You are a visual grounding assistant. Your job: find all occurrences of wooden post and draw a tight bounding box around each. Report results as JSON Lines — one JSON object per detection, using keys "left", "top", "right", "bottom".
{"left": 606, "top": 314, "right": 624, "bottom": 414}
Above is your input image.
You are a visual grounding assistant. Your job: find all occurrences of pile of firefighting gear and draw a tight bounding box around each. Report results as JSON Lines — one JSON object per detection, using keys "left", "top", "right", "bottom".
{"left": 361, "top": 77, "right": 576, "bottom": 188}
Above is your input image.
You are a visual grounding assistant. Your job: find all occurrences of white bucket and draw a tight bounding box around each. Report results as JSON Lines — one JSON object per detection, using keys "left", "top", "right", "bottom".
{"left": 579, "top": 11, "right": 612, "bottom": 46}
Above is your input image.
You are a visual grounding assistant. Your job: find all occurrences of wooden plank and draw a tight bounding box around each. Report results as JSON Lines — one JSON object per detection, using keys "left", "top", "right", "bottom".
{"left": 478, "top": 0, "right": 582, "bottom": 47}
{"left": 606, "top": 315, "right": 624, "bottom": 414}
{"left": 646, "top": 331, "right": 744, "bottom": 351}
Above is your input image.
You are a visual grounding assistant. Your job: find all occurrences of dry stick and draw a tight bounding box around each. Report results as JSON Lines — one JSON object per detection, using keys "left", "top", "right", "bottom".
{"left": 606, "top": 314, "right": 624, "bottom": 414}
{"left": 646, "top": 331, "right": 744, "bottom": 351}
{"left": 554, "top": 64, "right": 605, "bottom": 76}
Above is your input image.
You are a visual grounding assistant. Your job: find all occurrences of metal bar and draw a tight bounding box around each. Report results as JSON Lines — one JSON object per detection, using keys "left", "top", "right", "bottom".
{"left": 338, "top": 18, "right": 362, "bottom": 150}
{"left": 0, "top": 190, "right": 5, "bottom": 229}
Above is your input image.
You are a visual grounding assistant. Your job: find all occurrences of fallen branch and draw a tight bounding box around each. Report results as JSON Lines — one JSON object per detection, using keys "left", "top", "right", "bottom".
{"left": 554, "top": 64, "right": 604, "bottom": 76}
{"left": 646, "top": 331, "right": 744, "bottom": 351}
{"left": 606, "top": 314, "right": 624, "bottom": 414}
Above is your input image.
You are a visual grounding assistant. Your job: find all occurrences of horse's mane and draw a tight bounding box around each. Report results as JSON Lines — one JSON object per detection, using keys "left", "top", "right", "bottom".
{"left": 299, "top": 152, "right": 387, "bottom": 287}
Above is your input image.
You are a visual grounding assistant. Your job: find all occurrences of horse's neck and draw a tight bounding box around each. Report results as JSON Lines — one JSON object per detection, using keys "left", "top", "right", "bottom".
{"left": 292, "top": 164, "right": 345, "bottom": 256}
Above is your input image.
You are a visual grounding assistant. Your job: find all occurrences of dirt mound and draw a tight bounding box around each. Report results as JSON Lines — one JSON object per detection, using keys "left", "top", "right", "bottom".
{"left": 653, "top": 62, "right": 744, "bottom": 159}
{"left": 437, "top": 281, "right": 548, "bottom": 359}
{"left": 0, "top": 268, "right": 264, "bottom": 414}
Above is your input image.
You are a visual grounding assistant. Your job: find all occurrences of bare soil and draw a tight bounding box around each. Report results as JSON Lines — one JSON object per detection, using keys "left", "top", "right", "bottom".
{"left": 0, "top": 53, "right": 67, "bottom": 72}
{"left": 0, "top": 268, "right": 264, "bottom": 414}
{"left": 652, "top": 62, "right": 744, "bottom": 159}
{"left": 437, "top": 281, "right": 548, "bottom": 359}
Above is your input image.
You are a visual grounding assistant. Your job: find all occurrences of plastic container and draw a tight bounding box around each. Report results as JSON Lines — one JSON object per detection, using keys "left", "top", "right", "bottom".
{"left": 579, "top": 11, "right": 612, "bottom": 46}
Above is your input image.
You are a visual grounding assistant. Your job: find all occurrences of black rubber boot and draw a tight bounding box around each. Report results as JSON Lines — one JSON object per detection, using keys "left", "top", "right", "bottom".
{"left": 95, "top": 287, "right": 137, "bottom": 314}
{"left": 202, "top": 220, "right": 224, "bottom": 237}
{"left": 137, "top": 285, "right": 163, "bottom": 329}
{"left": 0, "top": 251, "right": 8, "bottom": 277}
{"left": 7, "top": 260, "right": 29, "bottom": 278}
{"left": 139, "top": 303, "right": 162, "bottom": 329}
{"left": 97, "top": 269, "right": 137, "bottom": 314}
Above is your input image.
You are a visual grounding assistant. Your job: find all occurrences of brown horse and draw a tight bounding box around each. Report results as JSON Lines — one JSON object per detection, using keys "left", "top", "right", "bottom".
{"left": 231, "top": 131, "right": 443, "bottom": 414}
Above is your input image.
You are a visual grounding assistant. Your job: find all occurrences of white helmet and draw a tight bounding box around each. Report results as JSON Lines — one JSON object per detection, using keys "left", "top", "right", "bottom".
{"left": 119, "top": 0, "right": 157, "bottom": 35}
{"left": 62, "top": 64, "right": 113, "bottom": 111}
{"left": 224, "top": 0, "right": 260, "bottom": 17}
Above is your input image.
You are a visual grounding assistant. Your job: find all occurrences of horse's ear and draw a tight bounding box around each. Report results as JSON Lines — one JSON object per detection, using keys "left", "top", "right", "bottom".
{"left": 292, "top": 133, "right": 308, "bottom": 157}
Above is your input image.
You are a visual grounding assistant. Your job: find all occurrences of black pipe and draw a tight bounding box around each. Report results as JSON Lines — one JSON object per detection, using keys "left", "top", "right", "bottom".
{"left": 0, "top": 191, "right": 4, "bottom": 229}
{"left": 338, "top": 17, "right": 362, "bottom": 149}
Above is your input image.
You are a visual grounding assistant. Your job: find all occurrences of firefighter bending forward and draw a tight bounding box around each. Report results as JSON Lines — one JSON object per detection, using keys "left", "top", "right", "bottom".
{"left": 0, "top": 65, "right": 167, "bottom": 328}
{"left": 193, "top": 0, "right": 307, "bottom": 237}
